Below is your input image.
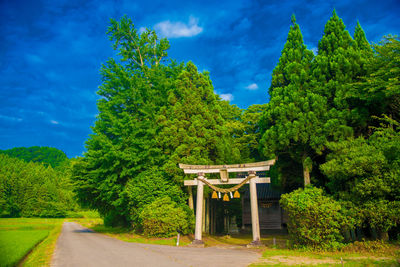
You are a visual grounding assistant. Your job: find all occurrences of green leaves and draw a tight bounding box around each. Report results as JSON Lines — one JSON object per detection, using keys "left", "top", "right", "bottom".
{"left": 73, "top": 17, "right": 240, "bottom": 231}
{"left": 280, "top": 186, "right": 352, "bottom": 250}
{"left": 108, "top": 16, "right": 170, "bottom": 69}
{"left": 0, "top": 155, "right": 77, "bottom": 218}
{"left": 0, "top": 146, "right": 68, "bottom": 168}
{"left": 260, "top": 17, "right": 321, "bottom": 186}
{"left": 140, "top": 197, "right": 194, "bottom": 237}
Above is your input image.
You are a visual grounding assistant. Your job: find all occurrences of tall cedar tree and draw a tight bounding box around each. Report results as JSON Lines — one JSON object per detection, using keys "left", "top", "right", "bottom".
{"left": 311, "top": 10, "right": 371, "bottom": 137}
{"left": 260, "top": 15, "right": 326, "bottom": 186}
{"left": 157, "top": 62, "right": 241, "bottom": 183}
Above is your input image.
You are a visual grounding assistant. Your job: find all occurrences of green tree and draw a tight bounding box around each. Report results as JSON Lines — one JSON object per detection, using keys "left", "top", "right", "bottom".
{"left": 311, "top": 11, "right": 372, "bottom": 134}
{"left": 72, "top": 17, "right": 240, "bottom": 230}
{"left": 320, "top": 116, "right": 400, "bottom": 240}
{"left": 234, "top": 104, "right": 267, "bottom": 162}
{"left": 260, "top": 15, "right": 325, "bottom": 186}
{"left": 0, "top": 154, "right": 77, "bottom": 218}
{"left": 124, "top": 167, "right": 186, "bottom": 226}
{"left": 0, "top": 146, "right": 68, "bottom": 168}
{"left": 157, "top": 62, "right": 240, "bottom": 183}
{"left": 353, "top": 36, "right": 400, "bottom": 121}
{"left": 72, "top": 17, "right": 177, "bottom": 225}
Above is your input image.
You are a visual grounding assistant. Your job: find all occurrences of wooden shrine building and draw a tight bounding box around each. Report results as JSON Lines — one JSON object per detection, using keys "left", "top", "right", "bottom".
{"left": 242, "top": 183, "right": 286, "bottom": 230}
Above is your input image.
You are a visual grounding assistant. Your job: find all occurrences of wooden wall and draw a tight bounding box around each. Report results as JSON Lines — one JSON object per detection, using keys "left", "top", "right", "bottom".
{"left": 242, "top": 199, "right": 282, "bottom": 229}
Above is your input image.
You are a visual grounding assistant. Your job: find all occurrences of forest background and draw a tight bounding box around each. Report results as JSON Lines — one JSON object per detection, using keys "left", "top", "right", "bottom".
{"left": 0, "top": 10, "right": 399, "bottom": 249}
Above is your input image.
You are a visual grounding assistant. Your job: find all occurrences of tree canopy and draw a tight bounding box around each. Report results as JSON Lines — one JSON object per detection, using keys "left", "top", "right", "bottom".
{"left": 0, "top": 146, "right": 68, "bottom": 168}
{"left": 0, "top": 154, "right": 77, "bottom": 218}
{"left": 68, "top": 12, "right": 400, "bottom": 242}
{"left": 72, "top": 17, "right": 240, "bottom": 228}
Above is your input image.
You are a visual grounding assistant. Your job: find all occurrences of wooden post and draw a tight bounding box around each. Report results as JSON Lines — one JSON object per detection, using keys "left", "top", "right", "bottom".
{"left": 248, "top": 171, "right": 262, "bottom": 246}
{"left": 202, "top": 196, "right": 206, "bottom": 232}
{"left": 206, "top": 196, "right": 210, "bottom": 233}
{"left": 241, "top": 196, "right": 245, "bottom": 230}
{"left": 193, "top": 173, "right": 204, "bottom": 245}
{"left": 188, "top": 186, "right": 194, "bottom": 210}
{"left": 211, "top": 200, "right": 216, "bottom": 235}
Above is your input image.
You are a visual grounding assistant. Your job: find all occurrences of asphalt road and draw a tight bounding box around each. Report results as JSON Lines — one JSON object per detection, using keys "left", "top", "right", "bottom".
{"left": 51, "top": 222, "right": 260, "bottom": 267}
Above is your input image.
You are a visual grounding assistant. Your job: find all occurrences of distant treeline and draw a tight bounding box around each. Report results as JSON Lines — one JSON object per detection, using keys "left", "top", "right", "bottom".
{"left": 0, "top": 146, "right": 68, "bottom": 168}
{"left": 0, "top": 147, "right": 78, "bottom": 218}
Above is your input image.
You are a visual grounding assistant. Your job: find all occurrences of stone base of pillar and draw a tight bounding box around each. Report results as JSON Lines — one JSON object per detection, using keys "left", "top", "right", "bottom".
{"left": 189, "top": 239, "right": 205, "bottom": 247}
{"left": 246, "top": 240, "right": 264, "bottom": 248}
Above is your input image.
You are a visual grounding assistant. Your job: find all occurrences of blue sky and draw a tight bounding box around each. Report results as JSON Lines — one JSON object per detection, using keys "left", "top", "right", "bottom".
{"left": 1, "top": 0, "right": 399, "bottom": 158}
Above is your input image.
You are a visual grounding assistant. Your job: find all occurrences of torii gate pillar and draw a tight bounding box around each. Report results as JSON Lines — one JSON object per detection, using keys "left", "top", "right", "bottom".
{"left": 193, "top": 173, "right": 204, "bottom": 244}
{"left": 248, "top": 171, "right": 262, "bottom": 247}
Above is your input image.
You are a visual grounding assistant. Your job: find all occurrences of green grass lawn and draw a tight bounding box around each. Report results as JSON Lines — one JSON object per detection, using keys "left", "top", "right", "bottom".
{"left": 0, "top": 229, "right": 49, "bottom": 267}
{"left": 0, "top": 218, "right": 64, "bottom": 267}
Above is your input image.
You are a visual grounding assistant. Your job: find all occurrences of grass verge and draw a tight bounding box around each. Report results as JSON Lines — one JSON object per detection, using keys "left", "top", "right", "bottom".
{"left": 0, "top": 218, "right": 64, "bottom": 267}
{"left": 0, "top": 229, "right": 48, "bottom": 267}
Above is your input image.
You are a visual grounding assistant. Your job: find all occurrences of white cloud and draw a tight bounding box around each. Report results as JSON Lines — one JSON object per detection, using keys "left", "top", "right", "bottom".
{"left": 246, "top": 83, "right": 259, "bottom": 90}
{"left": 154, "top": 16, "right": 203, "bottom": 38}
{"left": 220, "top": 93, "right": 234, "bottom": 101}
{"left": 50, "top": 120, "right": 59, "bottom": 125}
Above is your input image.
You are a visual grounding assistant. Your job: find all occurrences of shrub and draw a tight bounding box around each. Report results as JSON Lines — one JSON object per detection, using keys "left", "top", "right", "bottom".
{"left": 125, "top": 167, "right": 186, "bottom": 226}
{"left": 140, "top": 197, "right": 194, "bottom": 237}
{"left": 280, "top": 186, "right": 352, "bottom": 250}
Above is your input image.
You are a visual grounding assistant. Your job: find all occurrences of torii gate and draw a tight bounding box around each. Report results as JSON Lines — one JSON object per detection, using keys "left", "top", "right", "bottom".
{"left": 179, "top": 159, "right": 276, "bottom": 247}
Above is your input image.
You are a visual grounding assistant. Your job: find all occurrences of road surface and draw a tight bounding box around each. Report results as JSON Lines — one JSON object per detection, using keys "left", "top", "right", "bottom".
{"left": 52, "top": 222, "right": 260, "bottom": 267}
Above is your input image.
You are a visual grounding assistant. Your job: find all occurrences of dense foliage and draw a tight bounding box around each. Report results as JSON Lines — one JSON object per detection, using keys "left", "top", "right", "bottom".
{"left": 1, "top": 9, "right": 398, "bottom": 245}
{"left": 280, "top": 187, "right": 353, "bottom": 250}
{"left": 260, "top": 15, "right": 322, "bottom": 186}
{"left": 68, "top": 12, "right": 399, "bottom": 242}
{"left": 71, "top": 17, "right": 242, "bottom": 233}
{"left": 0, "top": 155, "right": 77, "bottom": 218}
{"left": 0, "top": 146, "right": 68, "bottom": 168}
{"left": 321, "top": 117, "right": 400, "bottom": 240}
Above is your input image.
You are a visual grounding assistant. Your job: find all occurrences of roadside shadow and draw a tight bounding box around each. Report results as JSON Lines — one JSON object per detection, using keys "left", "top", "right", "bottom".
{"left": 73, "top": 229, "right": 95, "bottom": 233}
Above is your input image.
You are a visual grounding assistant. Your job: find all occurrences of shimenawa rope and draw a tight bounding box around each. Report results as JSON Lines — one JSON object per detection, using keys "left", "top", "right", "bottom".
{"left": 196, "top": 174, "right": 255, "bottom": 193}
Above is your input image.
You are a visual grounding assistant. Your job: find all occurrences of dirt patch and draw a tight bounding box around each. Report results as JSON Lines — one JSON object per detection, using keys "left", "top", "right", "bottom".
{"left": 257, "top": 256, "right": 339, "bottom": 265}
{"left": 256, "top": 255, "right": 397, "bottom": 266}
